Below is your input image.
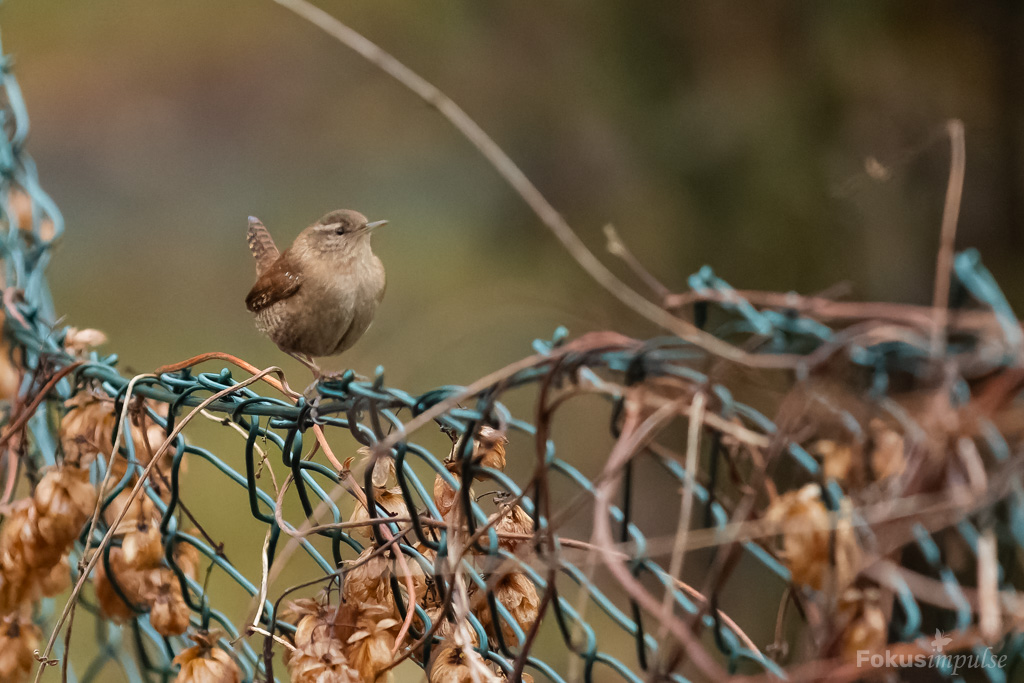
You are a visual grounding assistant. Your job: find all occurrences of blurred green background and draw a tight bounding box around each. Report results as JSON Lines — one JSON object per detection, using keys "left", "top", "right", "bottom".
{"left": 5, "top": 1, "right": 1024, "bottom": 680}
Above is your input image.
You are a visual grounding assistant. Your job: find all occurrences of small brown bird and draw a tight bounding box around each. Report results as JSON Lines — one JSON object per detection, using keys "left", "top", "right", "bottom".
{"left": 245, "top": 209, "right": 387, "bottom": 375}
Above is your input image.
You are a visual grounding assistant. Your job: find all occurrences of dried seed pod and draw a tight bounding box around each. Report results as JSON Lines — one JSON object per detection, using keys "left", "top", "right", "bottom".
{"left": 501, "top": 673, "right": 533, "bottom": 683}
{"left": 837, "top": 587, "right": 887, "bottom": 661}
{"left": 39, "top": 554, "right": 71, "bottom": 598}
{"left": 403, "top": 544, "right": 435, "bottom": 607}
{"left": 0, "top": 490, "right": 79, "bottom": 612}
{"left": 472, "top": 426, "right": 508, "bottom": 475}
{"left": 33, "top": 465, "right": 97, "bottom": 548}
{"left": 1, "top": 498, "right": 61, "bottom": 578}
{"left": 94, "top": 533, "right": 198, "bottom": 626}
{"left": 490, "top": 504, "right": 533, "bottom": 554}
{"left": 472, "top": 571, "right": 540, "bottom": 646}
{"left": 433, "top": 470, "right": 473, "bottom": 520}
{"left": 444, "top": 427, "right": 508, "bottom": 483}
{"left": 283, "top": 599, "right": 360, "bottom": 683}
{"left": 8, "top": 187, "right": 32, "bottom": 231}
{"left": 343, "top": 549, "right": 394, "bottom": 612}
{"left": 417, "top": 606, "right": 456, "bottom": 640}
{"left": 94, "top": 548, "right": 148, "bottom": 622}
{"left": 8, "top": 187, "right": 56, "bottom": 240}
{"left": 174, "top": 539, "right": 201, "bottom": 579}
{"left": 809, "top": 439, "right": 855, "bottom": 482}
{"left": 103, "top": 488, "right": 158, "bottom": 530}
{"left": 0, "top": 612, "right": 41, "bottom": 683}
{"left": 355, "top": 445, "right": 396, "bottom": 489}
{"left": 284, "top": 598, "right": 338, "bottom": 650}
{"left": 282, "top": 597, "right": 325, "bottom": 621}
{"left": 63, "top": 327, "right": 108, "bottom": 356}
{"left": 121, "top": 521, "right": 164, "bottom": 569}
{"left": 60, "top": 393, "right": 117, "bottom": 468}
{"left": 344, "top": 544, "right": 435, "bottom": 620}
{"left": 149, "top": 574, "right": 192, "bottom": 636}
{"left": 0, "top": 568, "right": 33, "bottom": 617}
{"left": 60, "top": 392, "right": 176, "bottom": 485}
{"left": 428, "top": 643, "right": 500, "bottom": 683}
{"left": 335, "top": 603, "right": 398, "bottom": 682}
{"left": 0, "top": 321, "right": 19, "bottom": 402}
{"left": 172, "top": 630, "right": 241, "bottom": 683}
{"left": 868, "top": 419, "right": 905, "bottom": 480}
{"left": 348, "top": 487, "right": 409, "bottom": 541}
{"left": 286, "top": 637, "right": 361, "bottom": 683}
{"left": 765, "top": 484, "right": 860, "bottom": 591}
{"left": 127, "top": 402, "right": 174, "bottom": 470}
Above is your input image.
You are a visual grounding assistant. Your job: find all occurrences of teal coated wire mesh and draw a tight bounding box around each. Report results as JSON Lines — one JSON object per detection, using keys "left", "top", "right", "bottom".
{"left": 1, "top": 27, "right": 1024, "bottom": 683}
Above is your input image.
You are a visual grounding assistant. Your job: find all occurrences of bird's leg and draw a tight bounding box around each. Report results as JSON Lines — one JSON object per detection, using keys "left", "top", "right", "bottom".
{"left": 288, "top": 352, "right": 321, "bottom": 377}
{"left": 302, "top": 379, "right": 322, "bottom": 406}
{"left": 287, "top": 351, "right": 366, "bottom": 384}
{"left": 288, "top": 353, "right": 326, "bottom": 407}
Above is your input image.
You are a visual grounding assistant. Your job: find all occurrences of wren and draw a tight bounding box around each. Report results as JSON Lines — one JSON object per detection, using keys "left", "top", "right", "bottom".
{"left": 245, "top": 209, "right": 387, "bottom": 375}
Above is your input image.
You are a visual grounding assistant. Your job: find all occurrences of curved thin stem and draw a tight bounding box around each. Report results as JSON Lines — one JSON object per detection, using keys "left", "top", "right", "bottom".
{"left": 268, "top": 0, "right": 799, "bottom": 370}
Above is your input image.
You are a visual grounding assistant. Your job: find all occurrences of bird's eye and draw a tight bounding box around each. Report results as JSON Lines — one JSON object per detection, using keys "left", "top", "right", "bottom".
{"left": 334, "top": 226, "right": 345, "bottom": 236}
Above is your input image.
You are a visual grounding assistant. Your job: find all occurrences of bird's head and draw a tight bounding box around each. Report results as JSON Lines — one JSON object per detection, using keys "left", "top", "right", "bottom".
{"left": 296, "top": 209, "right": 388, "bottom": 258}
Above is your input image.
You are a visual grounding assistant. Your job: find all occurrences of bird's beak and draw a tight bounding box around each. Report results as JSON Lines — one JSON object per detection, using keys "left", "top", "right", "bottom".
{"left": 364, "top": 219, "right": 388, "bottom": 231}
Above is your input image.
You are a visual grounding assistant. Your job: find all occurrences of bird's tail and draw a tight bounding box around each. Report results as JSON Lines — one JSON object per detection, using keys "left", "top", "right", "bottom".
{"left": 247, "top": 216, "right": 280, "bottom": 275}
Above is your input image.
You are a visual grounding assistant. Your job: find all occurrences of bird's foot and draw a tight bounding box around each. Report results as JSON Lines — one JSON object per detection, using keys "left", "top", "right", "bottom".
{"left": 301, "top": 371, "right": 366, "bottom": 416}
{"left": 302, "top": 379, "right": 323, "bottom": 407}
{"left": 319, "top": 369, "right": 369, "bottom": 383}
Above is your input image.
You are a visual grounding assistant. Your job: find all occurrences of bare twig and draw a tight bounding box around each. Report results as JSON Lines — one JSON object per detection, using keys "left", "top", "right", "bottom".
{"left": 311, "top": 424, "right": 345, "bottom": 472}
{"left": 2, "top": 287, "right": 30, "bottom": 329}
{"left": 657, "top": 392, "right": 705, "bottom": 648}
{"left": 603, "top": 223, "right": 672, "bottom": 302}
{"left": 670, "top": 575, "right": 761, "bottom": 657}
{"left": 978, "top": 530, "right": 1000, "bottom": 642}
{"left": 590, "top": 394, "right": 728, "bottom": 680}
{"left": 202, "top": 408, "right": 280, "bottom": 495}
{"left": 249, "top": 525, "right": 276, "bottom": 637}
{"left": 155, "top": 351, "right": 300, "bottom": 399}
{"left": 245, "top": 626, "right": 297, "bottom": 652}
{"left": 664, "top": 288, "right": 1005, "bottom": 330}
{"left": 79, "top": 374, "right": 156, "bottom": 570}
{"left": 268, "top": 0, "right": 806, "bottom": 370}
{"left": 930, "top": 119, "right": 966, "bottom": 357}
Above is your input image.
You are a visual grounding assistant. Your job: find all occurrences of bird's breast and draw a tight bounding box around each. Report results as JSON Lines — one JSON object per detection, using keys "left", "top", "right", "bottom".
{"left": 256, "top": 254, "right": 385, "bottom": 358}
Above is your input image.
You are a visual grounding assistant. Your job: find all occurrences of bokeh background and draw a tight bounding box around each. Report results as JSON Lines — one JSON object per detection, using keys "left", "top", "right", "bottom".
{"left": 5, "top": 1, "right": 1024, "bottom": 680}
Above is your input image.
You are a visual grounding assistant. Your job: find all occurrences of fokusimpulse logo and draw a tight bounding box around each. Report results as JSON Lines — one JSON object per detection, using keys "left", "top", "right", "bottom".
{"left": 856, "top": 630, "right": 1007, "bottom": 675}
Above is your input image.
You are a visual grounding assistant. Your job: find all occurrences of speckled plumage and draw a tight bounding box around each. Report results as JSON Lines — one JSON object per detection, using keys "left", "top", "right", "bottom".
{"left": 245, "top": 210, "right": 387, "bottom": 360}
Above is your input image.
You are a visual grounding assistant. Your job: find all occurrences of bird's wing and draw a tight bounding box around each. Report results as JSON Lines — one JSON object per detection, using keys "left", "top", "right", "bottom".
{"left": 246, "top": 216, "right": 280, "bottom": 276}
{"left": 245, "top": 251, "right": 302, "bottom": 312}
